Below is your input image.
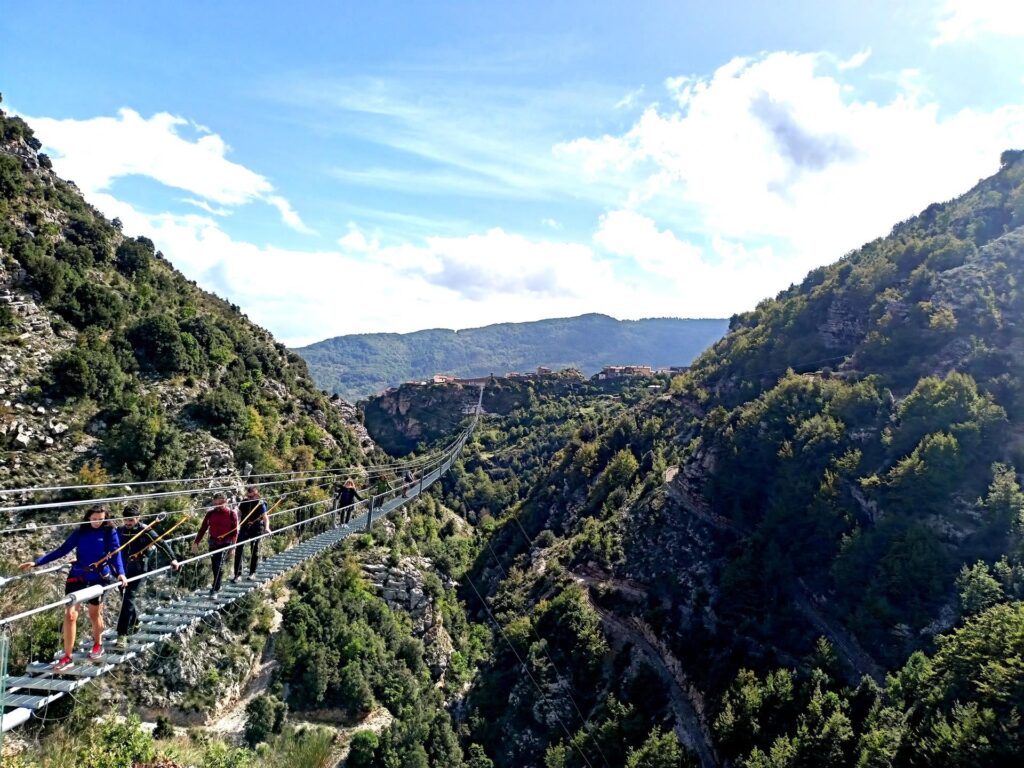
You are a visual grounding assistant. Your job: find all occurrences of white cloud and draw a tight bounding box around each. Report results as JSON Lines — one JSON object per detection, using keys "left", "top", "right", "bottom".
{"left": 594, "top": 209, "right": 702, "bottom": 281}
{"left": 593, "top": 210, "right": 781, "bottom": 317}
{"left": 615, "top": 87, "right": 645, "bottom": 110}
{"left": 837, "top": 48, "right": 872, "bottom": 70}
{"left": 27, "top": 108, "right": 314, "bottom": 234}
{"left": 934, "top": 0, "right": 1024, "bottom": 44}
{"left": 266, "top": 195, "right": 316, "bottom": 235}
{"left": 104, "top": 198, "right": 684, "bottom": 346}
{"left": 557, "top": 51, "right": 1024, "bottom": 303}
{"left": 182, "top": 198, "right": 231, "bottom": 216}
{"left": 337, "top": 223, "right": 378, "bottom": 252}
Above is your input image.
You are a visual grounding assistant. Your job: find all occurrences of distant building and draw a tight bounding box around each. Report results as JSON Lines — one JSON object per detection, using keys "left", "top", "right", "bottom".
{"left": 453, "top": 375, "right": 493, "bottom": 386}
{"left": 597, "top": 365, "right": 654, "bottom": 380}
{"left": 431, "top": 374, "right": 456, "bottom": 384}
{"left": 536, "top": 366, "right": 553, "bottom": 375}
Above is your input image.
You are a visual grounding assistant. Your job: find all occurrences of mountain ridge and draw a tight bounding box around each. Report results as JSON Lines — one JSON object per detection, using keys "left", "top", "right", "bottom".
{"left": 295, "top": 313, "right": 729, "bottom": 400}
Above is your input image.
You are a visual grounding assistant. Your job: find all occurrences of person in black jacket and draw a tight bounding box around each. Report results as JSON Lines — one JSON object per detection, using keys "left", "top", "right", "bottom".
{"left": 333, "top": 479, "right": 363, "bottom": 525}
{"left": 233, "top": 486, "right": 269, "bottom": 583}
{"left": 115, "top": 505, "right": 179, "bottom": 650}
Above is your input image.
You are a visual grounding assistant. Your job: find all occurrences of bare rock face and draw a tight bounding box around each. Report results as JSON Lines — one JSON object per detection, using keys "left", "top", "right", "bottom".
{"left": 329, "top": 397, "right": 376, "bottom": 452}
{"left": 134, "top": 617, "right": 260, "bottom": 722}
{"left": 818, "top": 298, "right": 866, "bottom": 350}
{"left": 361, "top": 556, "right": 455, "bottom": 680}
{"left": 0, "top": 256, "right": 78, "bottom": 493}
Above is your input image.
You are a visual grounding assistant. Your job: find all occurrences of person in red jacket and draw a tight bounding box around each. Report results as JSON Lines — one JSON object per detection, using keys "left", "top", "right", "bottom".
{"left": 191, "top": 493, "right": 238, "bottom": 594}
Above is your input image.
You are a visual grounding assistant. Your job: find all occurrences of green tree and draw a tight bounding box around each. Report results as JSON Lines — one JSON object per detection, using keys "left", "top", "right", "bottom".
{"left": 347, "top": 730, "right": 379, "bottom": 768}
{"left": 625, "top": 728, "right": 688, "bottom": 768}
{"left": 604, "top": 448, "right": 640, "bottom": 487}
{"left": 956, "top": 561, "right": 1004, "bottom": 617}
{"left": 244, "top": 694, "right": 287, "bottom": 746}
{"left": 128, "top": 314, "right": 200, "bottom": 374}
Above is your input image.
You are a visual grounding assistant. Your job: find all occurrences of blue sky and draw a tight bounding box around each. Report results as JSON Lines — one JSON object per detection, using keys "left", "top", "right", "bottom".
{"left": 3, "top": 1, "right": 1024, "bottom": 344}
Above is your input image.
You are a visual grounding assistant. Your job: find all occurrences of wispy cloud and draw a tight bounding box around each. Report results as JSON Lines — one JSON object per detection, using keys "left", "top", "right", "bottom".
{"left": 273, "top": 76, "right": 633, "bottom": 210}
{"left": 615, "top": 87, "right": 645, "bottom": 110}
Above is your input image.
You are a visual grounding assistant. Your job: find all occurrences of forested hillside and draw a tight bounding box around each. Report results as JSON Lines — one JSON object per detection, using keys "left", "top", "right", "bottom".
{"left": 423, "top": 150, "right": 1024, "bottom": 767}
{"left": 5, "top": 94, "right": 1024, "bottom": 768}
{"left": 0, "top": 103, "right": 364, "bottom": 503}
{"left": 295, "top": 314, "right": 727, "bottom": 400}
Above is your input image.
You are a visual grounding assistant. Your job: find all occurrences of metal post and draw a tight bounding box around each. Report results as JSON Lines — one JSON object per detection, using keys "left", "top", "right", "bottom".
{"left": 0, "top": 632, "right": 9, "bottom": 755}
{"left": 365, "top": 496, "right": 374, "bottom": 531}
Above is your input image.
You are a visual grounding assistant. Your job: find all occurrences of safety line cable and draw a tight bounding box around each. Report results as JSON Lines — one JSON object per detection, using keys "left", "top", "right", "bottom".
{"left": 0, "top": 424, "right": 471, "bottom": 628}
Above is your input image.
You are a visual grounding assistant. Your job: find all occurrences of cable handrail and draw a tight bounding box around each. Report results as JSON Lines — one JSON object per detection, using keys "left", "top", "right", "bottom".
{"left": 0, "top": 438, "right": 460, "bottom": 519}
{"left": 0, "top": 445, "right": 451, "bottom": 497}
{"left": 0, "top": 418, "right": 476, "bottom": 629}
{"left": 0, "top": 477, "right": 337, "bottom": 535}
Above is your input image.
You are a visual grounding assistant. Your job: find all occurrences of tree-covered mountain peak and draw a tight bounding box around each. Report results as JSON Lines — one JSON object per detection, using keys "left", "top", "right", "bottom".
{"left": 691, "top": 149, "right": 1024, "bottom": 406}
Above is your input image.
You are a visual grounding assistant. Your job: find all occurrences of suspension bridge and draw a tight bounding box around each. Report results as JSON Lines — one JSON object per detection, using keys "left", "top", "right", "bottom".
{"left": 0, "top": 390, "right": 481, "bottom": 735}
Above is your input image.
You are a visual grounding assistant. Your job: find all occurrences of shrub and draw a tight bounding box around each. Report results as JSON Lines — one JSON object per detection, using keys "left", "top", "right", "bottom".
{"left": 104, "top": 406, "right": 186, "bottom": 479}
{"left": 74, "top": 714, "right": 155, "bottom": 768}
{"left": 127, "top": 314, "right": 200, "bottom": 374}
{"left": 348, "top": 730, "right": 379, "bottom": 768}
{"left": 50, "top": 332, "right": 126, "bottom": 400}
{"left": 0, "top": 154, "right": 23, "bottom": 198}
{"left": 153, "top": 714, "right": 175, "bottom": 740}
{"left": 338, "top": 662, "right": 375, "bottom": 718}
{"left": 115, "top": 236, "right": 154, "bottom": 278}
{"left": 244, "top": 693, "right": 288, "bottom": 747}
{"left": 196, "top": 387, "right": 250, "bottom": 441}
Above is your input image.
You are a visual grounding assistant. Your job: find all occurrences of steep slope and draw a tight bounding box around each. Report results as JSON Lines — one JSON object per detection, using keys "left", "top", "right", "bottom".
{"left": 295, "top": 313, "right": 728, "bottom": 400}
{"left": 434, "top": 151, "right": 1024, "bottom": 767}
{"left": 0, "top": 104, "right": 365, "bottom": 506}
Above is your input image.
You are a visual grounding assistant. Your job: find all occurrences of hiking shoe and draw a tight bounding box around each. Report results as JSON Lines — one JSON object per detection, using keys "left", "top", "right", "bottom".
{"left": 52, "top": 653, "right": 74, "bottom": 671}
{"left": 88, "top": 643, "right": 103, "bottom": 660}
{"left": 231, "top": 574, "right": 241, "bottom": 584}
{"left": 115, "top": 636, "right": 129, "bottom": 652}
{"left": 246, "top": 573, "right": 257, "bottom": 581}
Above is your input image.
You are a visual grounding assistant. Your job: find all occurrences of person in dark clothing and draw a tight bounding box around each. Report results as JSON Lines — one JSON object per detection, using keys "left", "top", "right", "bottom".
{"left": 402, "top": 469, "right": 415, "bottom": 498}
{"left": 115, "top": 505, "right": 179, "bottom": 650}
{"left": 233, "top": 486, "right": 269, "bottom": 583}
{"left": 191, "top": 493, "right": 238, "bottom": 595}
{"left": 370, "top": 475, "right": 390, "bottom": 511}
{"left": 18, "top": 506, "right": 128, "bottom": 669}
{"left": 333, "top": 478, "right": 363, "bottom": 525}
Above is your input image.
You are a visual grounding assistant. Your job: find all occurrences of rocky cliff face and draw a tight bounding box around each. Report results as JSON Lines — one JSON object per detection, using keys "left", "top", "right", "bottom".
{"left": 361, "top": 370, "right": 589, "bottom": 455}
{"left": 362, "top": 555, "right": 455, "bottom": 680}
{"left": 0, "top": 256, "right": 79, "bottom": 492}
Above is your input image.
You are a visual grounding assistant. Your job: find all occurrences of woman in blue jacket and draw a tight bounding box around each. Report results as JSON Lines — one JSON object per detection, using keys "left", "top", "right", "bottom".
{"left": 18, "top": 506, "right": 128, "bottom": 669}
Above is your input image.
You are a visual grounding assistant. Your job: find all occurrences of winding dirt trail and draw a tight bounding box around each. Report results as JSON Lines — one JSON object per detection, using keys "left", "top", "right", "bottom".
{"left": 573, "top": 571, "right": 721, "bottom": 768}
{"left": 666, "top": 475, "right": 885, "bottom": 684}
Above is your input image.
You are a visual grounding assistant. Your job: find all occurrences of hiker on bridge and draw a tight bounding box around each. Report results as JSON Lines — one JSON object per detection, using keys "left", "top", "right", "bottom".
{"left": 115, "top": 505, "right": 180, "bottom": 650}
{"left": 371, "top": 474, "right": 390, "bottom": 513}
{"left": 18, "top": 506, "right": 128, "bottom": 669}
{"left": 402, "top": 468, "right": 415, "bottom": 498}
{"left": 233, "top": 486, "right": 269, "bottom": 583}
{"left": 333, "top": 478, "right": 363, "bottom": 525}
{"left": 191, "top": 493, "right": 238, "bottom": 595}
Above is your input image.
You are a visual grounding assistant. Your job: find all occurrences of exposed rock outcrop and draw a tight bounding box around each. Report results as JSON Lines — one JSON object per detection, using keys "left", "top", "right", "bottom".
{"left": 361, "top": 556, "right": 455, "bottom": 680}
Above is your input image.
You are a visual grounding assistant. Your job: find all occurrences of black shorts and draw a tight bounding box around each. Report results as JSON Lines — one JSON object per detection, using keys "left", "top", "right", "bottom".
{"left": 64, "top": 575, "right": 106, "bottom": 605}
